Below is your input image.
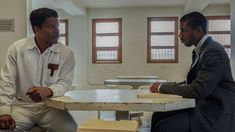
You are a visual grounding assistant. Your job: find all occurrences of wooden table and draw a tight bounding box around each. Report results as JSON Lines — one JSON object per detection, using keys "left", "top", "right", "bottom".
{"left": 104, "top": 79, "right": 167, "bottom": 89}
{"left": 46, "top": 89, "right": 195, "bottom": 120}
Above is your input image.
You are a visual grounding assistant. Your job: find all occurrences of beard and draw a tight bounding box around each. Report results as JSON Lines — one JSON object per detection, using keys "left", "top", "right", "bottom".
{"left": 50, "top": 36, "right": 59, "bottom": 45}
{"left": 180, "top": 34, "right": 196, "bottom": 47}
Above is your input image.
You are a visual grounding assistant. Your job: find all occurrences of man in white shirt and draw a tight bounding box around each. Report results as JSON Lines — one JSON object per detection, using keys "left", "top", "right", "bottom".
{"left": 0, "top": 8, "right": 77, "bottom": 131}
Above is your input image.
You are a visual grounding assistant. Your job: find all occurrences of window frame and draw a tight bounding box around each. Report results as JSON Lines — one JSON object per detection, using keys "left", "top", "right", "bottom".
{"left": 206, "top": 16, "right": 230, "bottom": 57}
{"left": 92, "top": 18, "right": 122, "bottom": 64}
{"left": 147, "top": 17, "right": 178, "bottom": 63}
{"left": 59, "top": 19, "right": 68, "bottom": 46}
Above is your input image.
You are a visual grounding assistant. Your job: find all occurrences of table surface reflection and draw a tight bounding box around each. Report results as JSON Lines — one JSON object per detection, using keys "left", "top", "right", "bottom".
{"left": 46, "top": 89, "right": 195, "bottom": 112}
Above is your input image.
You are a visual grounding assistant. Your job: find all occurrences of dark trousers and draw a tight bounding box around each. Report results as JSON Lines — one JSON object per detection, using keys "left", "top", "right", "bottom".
{"left": 151, "top": 108, "right": 193, "bottom": 132}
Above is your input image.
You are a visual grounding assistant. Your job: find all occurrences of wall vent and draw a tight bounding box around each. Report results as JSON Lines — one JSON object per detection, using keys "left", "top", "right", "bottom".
{"left": 0, "top": 19, "right": 14, "bottom": 32}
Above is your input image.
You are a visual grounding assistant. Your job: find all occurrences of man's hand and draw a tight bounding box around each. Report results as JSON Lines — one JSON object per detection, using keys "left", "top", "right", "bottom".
{"left": 0, "top": 114, "right": 15, "bottom": 130}
{"left": 26, "top": 86, "right": 53, "bottom": 102}
{"left": 150, "top": 82, "right": 161, "bottom": 93}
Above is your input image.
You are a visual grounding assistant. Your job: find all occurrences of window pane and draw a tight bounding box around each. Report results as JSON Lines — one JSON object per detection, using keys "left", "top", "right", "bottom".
{"left": 151, "top": 48, "right": 175, "bottom": 60}
{"left": 59, "top": 37, "right": 66, "bottom": 45}
{"left": 209, "top": 34, "right": 230, "bottom": 46}
{"left": 92, "top": 18, "right": 122, "bottom": 63}
{"left": 96, "top": 36, "right": 118, "bottom": 47}
{"left": 208, "top": 19, "right": 230, "bottom": 31}
{"left": 151, "top": 21, "right": 174, "bottom": 32}
{"left": 59, "top": 22, "right": 66, "bottom": 34}
{"left": 97, "top": 51, "right": 118, "bottom": 60}
{"left": 151, "top": 35, "right": 174, "bottom": 46}
{"left": 96, "top": 22, "right": 119, "bottom": 33}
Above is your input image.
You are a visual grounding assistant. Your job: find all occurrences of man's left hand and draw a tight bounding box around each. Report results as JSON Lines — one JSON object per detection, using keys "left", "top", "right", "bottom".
{"left": 26, "top": 86, "right": 53, "bottom": 102}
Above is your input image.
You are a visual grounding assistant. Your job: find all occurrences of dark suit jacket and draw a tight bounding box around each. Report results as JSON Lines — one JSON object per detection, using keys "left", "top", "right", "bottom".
{"left": 160, "top": 37, "right": 235, "bottom": 132}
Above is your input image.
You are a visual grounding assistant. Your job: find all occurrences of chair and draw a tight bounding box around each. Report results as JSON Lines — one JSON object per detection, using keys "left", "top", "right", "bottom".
{"left": 129, "top": 111, "right": 143, "bottom": 125}
{"left": 77, "top": 119, "right": 138, "bottom": 132}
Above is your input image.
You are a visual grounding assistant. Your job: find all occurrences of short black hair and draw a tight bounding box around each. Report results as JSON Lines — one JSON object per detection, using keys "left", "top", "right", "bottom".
{"left": 180, "top": 12, "right": 207, "bottom": 33}
{"left": 30, "top": 8, "right": 58, "bottom": 32}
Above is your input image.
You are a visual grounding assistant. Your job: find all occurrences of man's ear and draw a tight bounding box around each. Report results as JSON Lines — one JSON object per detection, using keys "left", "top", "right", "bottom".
{"left": 194, "top": 26, "right": 205, "bottom": 39}
{"left": 33, "top": 26, "right": 40, "bottom": 33}
{"left": 196, "top": 26, "right": 204, "bottom": 34}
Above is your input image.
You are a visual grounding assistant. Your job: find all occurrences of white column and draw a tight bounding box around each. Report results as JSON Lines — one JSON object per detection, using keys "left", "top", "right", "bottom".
{"left": 26, "top": 0, "right": 34, "bottom": 37}
{"left": 231, "top": 1, "right": 235, "bottom": 78}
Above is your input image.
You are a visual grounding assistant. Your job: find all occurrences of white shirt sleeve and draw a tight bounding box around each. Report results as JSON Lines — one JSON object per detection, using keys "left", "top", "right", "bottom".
{"left": 48, "top": 50, "right": 75, "bottom": 97}
{"left": 0, "top": 105, "right": 11, "bottom": 115}
{"left": 158, "top": 84, "right": 162, "bottom": 92}
{"left": 0, "top": 44, "right": 17, "bottom": 105}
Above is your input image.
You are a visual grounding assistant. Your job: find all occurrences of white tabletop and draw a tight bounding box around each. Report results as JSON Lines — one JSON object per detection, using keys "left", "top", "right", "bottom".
{"left": 104, "top": 79, "right": 167, "bottom": 89}
{"left": 46, "top": 89, "right": 195, "bottom": 112}
{"left": 117, "top": 76, "right": 158, "bottom": 79}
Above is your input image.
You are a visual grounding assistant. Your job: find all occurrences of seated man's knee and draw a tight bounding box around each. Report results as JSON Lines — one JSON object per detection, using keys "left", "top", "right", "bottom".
{"left": 69, "top": 120, "right": 78, "bottom": 132}
{"left": 61, "top": 120, "right": 77, "bottom": 132}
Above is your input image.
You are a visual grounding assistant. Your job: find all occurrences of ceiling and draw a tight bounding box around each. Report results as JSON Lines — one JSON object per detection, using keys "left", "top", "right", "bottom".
{"left": 79, "top": 0, "right": 230, "bottom": 8}
{"left": 31, "top": 0, "right": 230, "bottom": 16}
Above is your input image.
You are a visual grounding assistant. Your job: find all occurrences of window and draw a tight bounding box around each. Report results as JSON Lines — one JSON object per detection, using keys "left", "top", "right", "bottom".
{"left": 92, "top": 18, "right": 122, "bottom": 64}
{"left": 206, "top": 16, "right": 230, "bottom": 58}
{"left": 59, "top": 19, "right": 68, "bottom": 45}
{"left": 147, "top": 17, "right": 178, "bottom": 63}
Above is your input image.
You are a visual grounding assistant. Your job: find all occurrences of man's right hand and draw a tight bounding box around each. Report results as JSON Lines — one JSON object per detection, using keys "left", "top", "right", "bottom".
{"left": 0, "top": 114, "right": 15, "bottom": 130}
{"left": 26, "top": 86, "right": 53, "bottom": 102}
{"left": 150, "top": 82, "right": 161, "bottom": 93}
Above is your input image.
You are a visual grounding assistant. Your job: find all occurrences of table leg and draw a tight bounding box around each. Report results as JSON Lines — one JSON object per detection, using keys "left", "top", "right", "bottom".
{"left": 98, "top": 110, "right": 100, "bottom": 119}
{"left": 116, "top": 111, "right": 130, "bottom": 120}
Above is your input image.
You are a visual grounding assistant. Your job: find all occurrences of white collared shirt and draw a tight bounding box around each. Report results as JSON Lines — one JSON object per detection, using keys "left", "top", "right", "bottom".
{"left": 0, "top": 37, "right": 75, "bottom": 106}
{"left": 191, "top": 34, "right": 209, "bottom": 68}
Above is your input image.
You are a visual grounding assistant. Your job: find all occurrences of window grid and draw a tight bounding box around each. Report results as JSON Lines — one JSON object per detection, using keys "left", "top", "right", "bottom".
{"left": 59, "top": 19, "right": 68, "bottom": 45}
{"left": 147, "top": 17, "right": 178, "bottom": 63}
{"left": 92, "top": 18, "right": 122, "bottom": 64}
{"left": 206, "top": 16, "right": 230, "bottom": 58}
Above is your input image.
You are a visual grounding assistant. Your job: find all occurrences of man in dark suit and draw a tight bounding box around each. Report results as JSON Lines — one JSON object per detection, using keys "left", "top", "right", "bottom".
{"left": 150, "top": 12, "right": 235, "bottom": 132}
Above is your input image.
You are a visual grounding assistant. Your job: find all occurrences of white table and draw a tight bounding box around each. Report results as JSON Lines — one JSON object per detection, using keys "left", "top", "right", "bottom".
{"left": 117, "top": 76, "right": 158, "bottom": 79}
{"left": 104, "top": 79, "right": 167, "bottom": 89}
{"left": 46, "top": 89, "right": 195, "bottom": 120}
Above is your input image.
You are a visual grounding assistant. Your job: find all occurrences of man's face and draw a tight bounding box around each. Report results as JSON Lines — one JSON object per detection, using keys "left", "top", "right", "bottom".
{"left": 35, "top": 17, "right": 59, "bottom": 46}
{"left": 179, "top": 21, "right": 197, "bottom": 47}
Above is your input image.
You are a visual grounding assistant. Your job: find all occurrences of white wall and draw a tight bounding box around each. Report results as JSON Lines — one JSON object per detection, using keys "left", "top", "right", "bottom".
{"left": 87, "top": 7, "right": 187, "bottom": 86}
{"left": 85, "top": 5, "right": 230, "bottom": 88}
{"left": 56, "top": 10, "right": 88, "bottom": 89}
{"left": 0, "top": 0, "right": 27, "bottom": 67}
{"left": 0, "top": 1, "right": 230, "bottom": 90}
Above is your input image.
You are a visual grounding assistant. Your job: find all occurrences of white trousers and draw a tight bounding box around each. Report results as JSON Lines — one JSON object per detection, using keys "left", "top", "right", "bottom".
{"left": 6, "top": 104, "right": 77, "bottom": 132}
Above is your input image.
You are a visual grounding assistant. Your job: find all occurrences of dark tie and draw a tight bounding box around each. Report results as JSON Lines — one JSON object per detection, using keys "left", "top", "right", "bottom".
{"left": 187, "top": 50, "right": 197, "bottom": 84}
{"left": 190, "top": 50, "right": 196, "bottom": 69}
